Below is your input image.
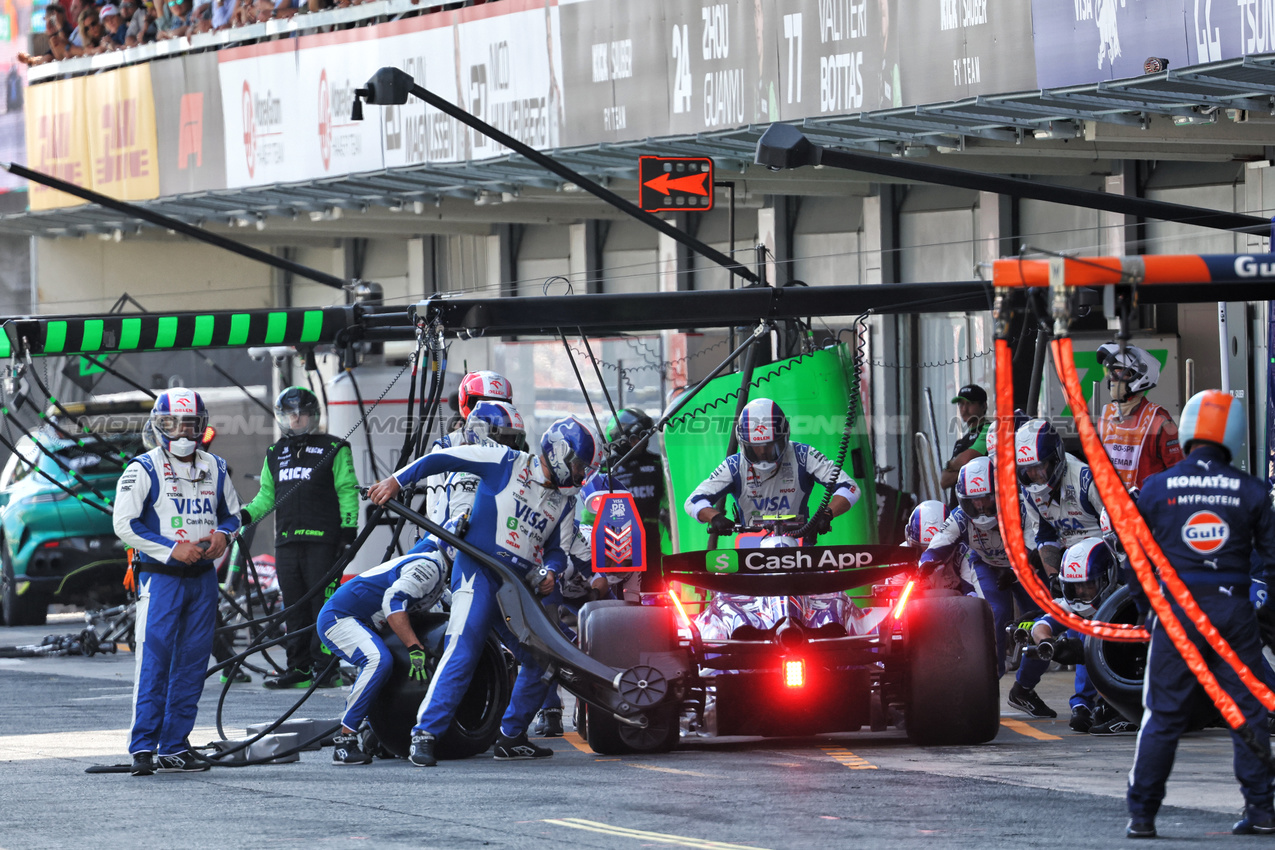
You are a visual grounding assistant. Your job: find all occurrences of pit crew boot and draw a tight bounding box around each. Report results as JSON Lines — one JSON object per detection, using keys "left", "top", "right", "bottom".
{"left": 408, "top": 732, "right": 437, "bottom": 767}
{"left": 313, "top": 664, "right": 344, "bottom": 689}
{"left": 1069, "top": 705, "right": 1093, "bottom": 733}
{"left": 332, "top": 733, "right": 372, "bottom": 766}
{"left": 533, "top": 709, "right": 564, "bottom": 737}
{"left": 263, "top": 668, "right": 313, "bottom": 690}
{"left": 156, "top": 750, "right": 211, "bottom": 773}
{"left": 1233, "top": 805, "right": 1275, "bottom": 835}
{"left": 493, "top": 731, "right": 554, "bottom": 760}
{"left": 1008, "top": 682, "right": 1057, "bottom": 718}
{"left": 1126, "top": 818, "right": 1156, "bottom": 839}
{"left": 131, "top": 751, "right": 155, "bottom": 777}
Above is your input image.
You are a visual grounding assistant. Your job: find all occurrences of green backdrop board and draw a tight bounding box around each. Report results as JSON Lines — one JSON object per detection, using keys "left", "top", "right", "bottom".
{"left": 663, "top": 345, "right": 878, "bottom": 560}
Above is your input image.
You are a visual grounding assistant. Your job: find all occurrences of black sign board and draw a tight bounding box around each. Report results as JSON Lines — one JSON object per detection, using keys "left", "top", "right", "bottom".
{"left": 638, "top": 156, "right": 714, "bottom": 213}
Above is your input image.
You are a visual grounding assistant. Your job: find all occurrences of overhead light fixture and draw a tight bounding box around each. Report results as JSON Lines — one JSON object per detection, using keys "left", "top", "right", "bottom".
{"left": 1143, "top": 56, "right": 1170, "bottom": 74}
{"left": 1033, "top": 120, "right": 1080, "bottom": 141}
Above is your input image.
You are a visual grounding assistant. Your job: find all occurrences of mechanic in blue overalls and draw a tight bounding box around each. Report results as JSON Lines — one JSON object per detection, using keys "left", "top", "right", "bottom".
{"left": 1126, "top": 390, "right": 1275, "bottom": 839}
{"left": 369, "top": 415, "right": 599, "bottom": 767}
{"left": 919, "top": 455, "right": 1029, "bottom": 675}
{"left": 113, "top": 389, "right": 242, "bottom": 777}
{"left": 1005, "top": 537, "right": 1112, "bottom": 731}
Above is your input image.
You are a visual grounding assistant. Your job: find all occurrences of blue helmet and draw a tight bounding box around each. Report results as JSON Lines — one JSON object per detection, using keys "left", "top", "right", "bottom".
{"left": 148, "top": 388, "right": 208, "bottom": 456}
{"left": 1059, "top": 537, "right": 1116, "bottom": 618}
{"left": 736, "top": 398, "right": 790, "bottom": 471}
{"left": 463, "top": 400, "right": 525, "bottom": 449}
{"left": 1179, "top": 389, "right": 1246, "bottom": 464}
{"left": 905, "top": 500, "right": 948, "bottom": 547}
{"left": 1015, "top": 418, "right": 1066, "bottom": 496}
{"left": 540, "top": 415, "right": 600, "bottom": 493}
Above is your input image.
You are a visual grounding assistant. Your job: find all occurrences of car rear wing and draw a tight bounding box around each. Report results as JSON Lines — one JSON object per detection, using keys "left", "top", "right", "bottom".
{"left": 660, "top": 545, "right": 918, "bottom": 596}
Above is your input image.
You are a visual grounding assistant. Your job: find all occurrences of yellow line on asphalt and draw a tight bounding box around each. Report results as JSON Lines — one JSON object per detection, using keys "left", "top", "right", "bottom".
{"left": 1000, "top": 718, "right": 1062, "bottom": 741}
{"left": 819, "top": 745, "right": 878, "bottom": 770}
{"left": 560, "top": 731, "right": 592, "bottom": 754}
{"left": 628, "top": 763, "right": 710, "bottom": 777}
{"left": 543, "top": 819, "right": 771, "bottom": 849}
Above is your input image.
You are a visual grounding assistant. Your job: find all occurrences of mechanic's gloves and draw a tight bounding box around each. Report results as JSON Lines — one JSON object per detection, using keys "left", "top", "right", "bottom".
{"left": 1258, "top": 603, "right": 1275, "bottom": 650}
{"left": 917, "top": 552, "right": 938, "bottom": 578}
{"left": 338, "top": 526, "right": 358, "bottom": 549}
{"left": 238, "top": 508, "right": 252, "bottom": 528}
{"left": 408, "top": 648, "right": 430, "bottom": 682}
{"left": 811, "top": 507, "right": 834, "bottom": 536}
{"left": 708, "top": 513, "right": 735, "bottom": 537}
{"left": 996, "top": 568, "right": 1018, "bottom": 591}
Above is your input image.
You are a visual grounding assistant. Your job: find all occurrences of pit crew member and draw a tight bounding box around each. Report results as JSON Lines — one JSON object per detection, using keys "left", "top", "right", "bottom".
{"left": 1127, "top": 390, "right": 1275, "bottom": 839}
{"left": 369, "top": 415, "right": 599, "bottom": 766}
{"left": 920, "top": 456, "right": 1030, "bottom": 675}
{"left": 1095, "top": 343, "right": 1183, "bottom": 491}
{"left": 113, "top": 389, "right": 242, "bottom": 776}
{"left": 939, "top": 383, "right": 990, "bottom": 508}
{"left": 1016, "top": 418, "right": 1104, "bottom": 575}
{"left": 605, "top": 407, "right": 667, "bottom": 586}
{"left": 685, "top": 397, "right": 861, "bottom": 539}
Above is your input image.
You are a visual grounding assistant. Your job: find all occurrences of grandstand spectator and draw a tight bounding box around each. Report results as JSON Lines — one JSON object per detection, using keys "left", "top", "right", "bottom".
{"left": 252, "top": 0, "right": 274, "bottom": 23}
{"left": 158, "top": 0, "right": 196, "bottom": 38}
{"left": 100, "top": 5, "right": 128, "bottom": 47}
{"left": 67, "top": 7, "right": 107, "bottom": 55}
{"left": 16, "top": 4, "right": 73, "bottom": 65}
{"left": 126, "top": 0, "right": 158, "bottom": 45}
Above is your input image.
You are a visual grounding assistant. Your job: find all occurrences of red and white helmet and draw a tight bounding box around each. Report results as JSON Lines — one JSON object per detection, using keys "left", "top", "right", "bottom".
{"left": 458, "top": 370, "right": 513, "bottom": 418}
{"left": 906, "top": 500, "right": 948, "bottom": 547}
{"left": 956, "top": 456, "right": 997, "bottom": 529}
{"left": 1059, "top": 537, "right": 1116, "bottom": 618}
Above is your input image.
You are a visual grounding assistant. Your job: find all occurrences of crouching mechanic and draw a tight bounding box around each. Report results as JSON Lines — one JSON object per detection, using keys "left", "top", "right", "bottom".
{"left": 1127, "top": 390, "right": 1275, "bottom": 839}
{"left": 920, "top": 457, "right": 1030, "bottom": 675}
{"left": 317, "top": 548, "right": 446, "bottom": 764}
{"left": 113, "top": 389, "right": 242, "bottom": 776}
{"left": 1006, "top": 537, "right": 1114, "bottom": 732}
{"left": 1016, "top": 418, "right": 1104, "bottom": 575}
{"left": 686, "top": 398, "right": 860, "bottom": 539}
{"left": 369, "top": 415, "right": 600, "bottom": 766}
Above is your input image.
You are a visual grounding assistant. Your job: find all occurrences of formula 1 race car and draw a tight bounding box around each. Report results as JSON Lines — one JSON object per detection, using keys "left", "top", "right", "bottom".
{"left": 574, "top": 519, "right": 1002, "bottom": 753}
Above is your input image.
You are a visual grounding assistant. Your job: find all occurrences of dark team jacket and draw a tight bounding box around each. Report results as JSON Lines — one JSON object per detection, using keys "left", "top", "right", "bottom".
{"left": 611, "top": 450, "right": 665, "bottom": 529}
{"left": 242, "top": 433, "right": 360, "bottom": 546}
{"left": 1138, "top": 444, "right": 1275, "bottom": 588}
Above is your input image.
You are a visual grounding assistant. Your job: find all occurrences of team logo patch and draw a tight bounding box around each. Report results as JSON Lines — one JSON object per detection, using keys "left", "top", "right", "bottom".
{"left": 1181, "top": 511, "right": 1230, "bottom": 554}
{"left": 1061, "top": 558, "right": 1087, "bottom": 581}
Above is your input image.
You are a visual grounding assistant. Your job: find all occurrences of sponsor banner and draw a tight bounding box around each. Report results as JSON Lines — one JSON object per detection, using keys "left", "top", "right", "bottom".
{"left": 153, "top": 53, "right": 227, "bottom": 196}
{"left": 83, "top": 65, "right": 160, "bottom": 202}
{"left": 25, "top": 75, "right": 88, "bottom": 209}
{"left": 0, "top": 0, "right": 30, "bottom": 194}
{"left": 219, "top": 41, "right": 303, "bottom": 188}
{"left": 378, "top": 18, "right": 464, "bottom": 168}
{"left": 296, "top": 30, "right": 386, "bottom": 177}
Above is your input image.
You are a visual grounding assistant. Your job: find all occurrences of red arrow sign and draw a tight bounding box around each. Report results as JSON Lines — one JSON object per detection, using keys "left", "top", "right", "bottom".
{"left": 642, "top": 171, "right": 709, "bottom": 197}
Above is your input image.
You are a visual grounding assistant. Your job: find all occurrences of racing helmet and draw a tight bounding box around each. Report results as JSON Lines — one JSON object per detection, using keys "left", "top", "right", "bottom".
{"left": 1059, "top": 536, "right": 1116, "bottom": 618}
{"left": 1178, "top": 389, "right": 1246, "bottom": 464}
{"left": 956, "top": 456, "right": 998, "bottom": 529}
{"left": 149, "top": 388, "right": 208, "bottom": 457}
{"left": 274, "top": 386, "right": 321, "bottom": 437}
{"left": 607, "top": 407, "right": 655, "bottom": 453}
{"left": 735, "top": 398, "right": 790, "bottom": 472}
{"left": 462, "top": 400, "right": 526, "bottom": 450}
{"left": 457, "top": 370, "right": 513, "bottom": 419}
{"left": 985, "top": 409, "right": 1030, "bottom": 467}
{"left": 1096, "top": 343, "right": 1160, "bottom": 402}
{"left": 1015, "top": 418, "right": 1066, "bottom": 498}
{"left": 540, "top": 415, "right": 601, "bottom": 494}
{"left": 905, "top": 500, "right": 948, "bottom": 547}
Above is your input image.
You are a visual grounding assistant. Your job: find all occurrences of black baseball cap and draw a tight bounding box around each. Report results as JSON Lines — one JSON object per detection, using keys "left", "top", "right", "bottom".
{"left": 951, "top": 384, "right": 987, "bottom": 405}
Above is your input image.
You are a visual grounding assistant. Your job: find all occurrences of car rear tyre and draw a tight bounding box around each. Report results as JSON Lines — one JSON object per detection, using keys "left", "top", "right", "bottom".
{"left": 904, "top": 595, "right": 999, "bottom": 745}
{"left": 366, "top": 613, "right": 511, "bottom": 760}
{"left": 579, "top": 602, "right": 684, "bottom": 755}
{"left": 2, "top": 541, "right": 47, "bottom": 627}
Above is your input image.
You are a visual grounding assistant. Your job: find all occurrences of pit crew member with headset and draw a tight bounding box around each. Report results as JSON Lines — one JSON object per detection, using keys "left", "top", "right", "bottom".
{"left": 240, "top": 386, "right": 360, "bottom": 691}
{"left": 113, "top": 389, "right": 242, "bottom": 776}
{"left": 685, "top": 397, "right": 861, "bottom": 540}
{"left": 1126, "top": 390, "right": 1275, "bottom": 839}
{"left": 369, "top": 415, "right": 601, "bottom": 767}
{"left": 1005, "top": 537, "right": 1117, "bottom": 733}
{"left": 919, "top": 456, "right": 1030, "bottom": 676}
{"left": 605, "top": 407, "right": 667, "bottom": 587}
{"left": 1095, "top": 343, "right": 1183, "bottom": 491}
{"left": 1016, "top": 418, "right": 1104, "bottom": 575}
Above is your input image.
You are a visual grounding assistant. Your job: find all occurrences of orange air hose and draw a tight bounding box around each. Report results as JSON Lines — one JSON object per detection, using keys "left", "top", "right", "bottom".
{"left": 1052, "top": 336, "right": 1275, "bottom": 714}
{"left": 993, "top": 340, "right": 1147, "bottom": 641}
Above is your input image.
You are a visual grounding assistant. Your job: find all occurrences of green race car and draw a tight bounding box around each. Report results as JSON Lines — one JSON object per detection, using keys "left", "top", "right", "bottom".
{"left": 0, "top": 413, "right": 146, "bottom": 626}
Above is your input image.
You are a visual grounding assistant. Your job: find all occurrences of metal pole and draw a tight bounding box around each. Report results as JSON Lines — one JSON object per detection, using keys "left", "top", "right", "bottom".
{"left": 1219, "top": 302, "right": 1232, "bottom": 393}
{"left": 1026, "top": 328, "right": 1051, "bottom": 417}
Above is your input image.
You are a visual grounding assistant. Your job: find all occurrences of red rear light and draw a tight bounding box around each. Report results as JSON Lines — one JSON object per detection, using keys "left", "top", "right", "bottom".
{"left": 783, "top": 658, "right": 806, "bottom": 688}
{"left": 667, "top": 589, "right": 692, "bottom": 629}
{"left": 891, "top": 579, "right": 916, "bottom": 620}
{"left": 41, "top": 541, "right": 60, "bottom": 549}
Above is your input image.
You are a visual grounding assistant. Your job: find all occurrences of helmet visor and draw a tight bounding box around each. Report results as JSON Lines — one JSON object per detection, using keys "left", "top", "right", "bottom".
{"left": 1063, "top": 579, "right": 1101, "bottom": 606}
{"left": 153, "top": 414, "right": 203, "bottom": 440}
{"left": 959, "top": 494, "right": 997, "bottom": 519}
{"left": 741, "top": 441, "right": 781, "bottom": 465}
{"left": 1017, "top": 460, "right": 1054, "bottom": 487}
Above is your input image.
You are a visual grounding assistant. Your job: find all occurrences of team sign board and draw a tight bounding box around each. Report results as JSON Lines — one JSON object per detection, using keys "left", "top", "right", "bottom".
{"left": 639, "top": 156, "right": 713, "bottom": 213}
{"left": 590, "top": 493, "right": 646, "bottom": 573}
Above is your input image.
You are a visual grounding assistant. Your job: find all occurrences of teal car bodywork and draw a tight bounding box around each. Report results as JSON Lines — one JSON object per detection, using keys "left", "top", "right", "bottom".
{"left": 0, "top": 430, "right": 143, "bottom": 625}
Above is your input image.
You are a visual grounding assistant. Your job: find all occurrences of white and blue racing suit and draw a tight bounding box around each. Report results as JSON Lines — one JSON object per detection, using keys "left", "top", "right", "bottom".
{"left": 920, "top": 505, "right": 1033, "bottom": 677}
{"left": 684, "top": 441, "right": 860, "bottom": 527}
{"left": 406, "top": 432, "right": 480, "bottom": 556}
{"left": 113, "top": 448, "right": 241, "bottom": 758}
{"left": 318, "top": 549, "right": 445, "bottom": 732}
{"left": 391, "top": 444, "right": 575, "bottom": 739}
{"left": 1023, "top": 454, "right": 1104, "bottom": 558}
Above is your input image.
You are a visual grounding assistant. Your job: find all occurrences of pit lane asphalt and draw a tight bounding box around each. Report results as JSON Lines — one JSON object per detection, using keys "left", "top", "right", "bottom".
{"left": 0, "top": 617, "right": 1259, "bottom": 849}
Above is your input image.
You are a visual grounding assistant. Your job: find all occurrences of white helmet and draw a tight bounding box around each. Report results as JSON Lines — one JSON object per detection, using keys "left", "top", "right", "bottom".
{"left": 1059, "top": 537, "right": 1116, "bottom": 618}
{"left": 1096, "top": 343, "right": 1159, "bottom": 402}
{"left": 905, "top": 500, "right": 948, "bottom": 547}
{"left": 956, "top": 456, "right": 998, "bottom": 530}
